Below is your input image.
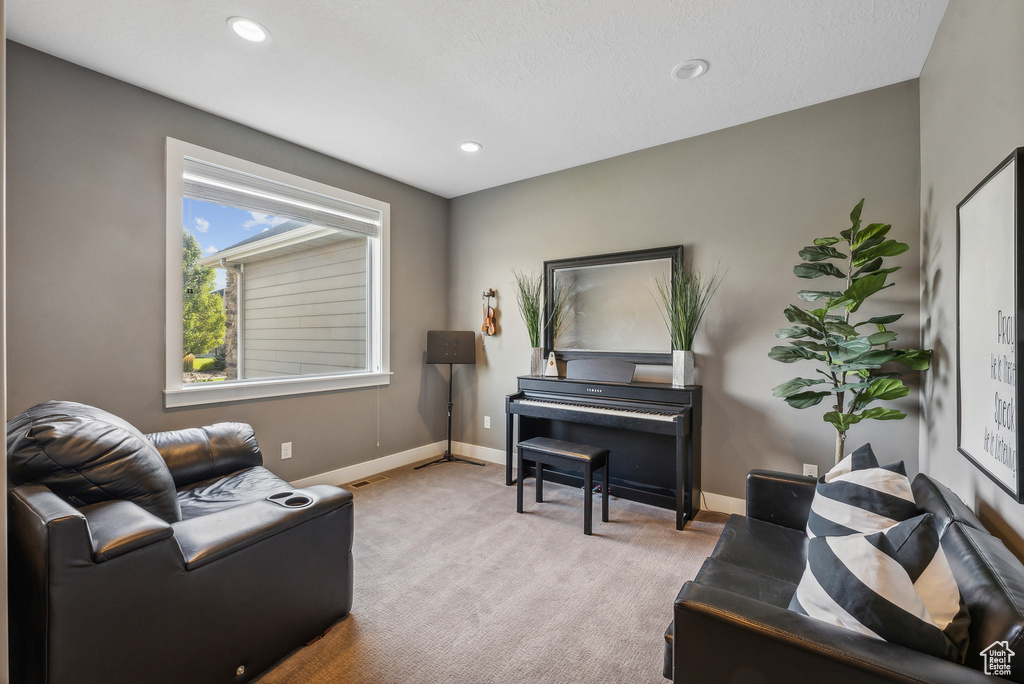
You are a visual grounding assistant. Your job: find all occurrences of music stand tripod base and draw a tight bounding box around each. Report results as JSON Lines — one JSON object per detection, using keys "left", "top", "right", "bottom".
{"left": 414, "top": 451, "right": 486, "bottom": 469}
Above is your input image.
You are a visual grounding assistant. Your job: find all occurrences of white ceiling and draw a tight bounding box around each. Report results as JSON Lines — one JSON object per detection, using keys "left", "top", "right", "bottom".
{"left": 7, "top": 0, "right": 947, "bottom": 199}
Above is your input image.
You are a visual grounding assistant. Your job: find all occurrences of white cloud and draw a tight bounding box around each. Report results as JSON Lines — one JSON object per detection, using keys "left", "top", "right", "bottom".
{"left": 243, "top": 212, "right": 289, "bottom": 230}
{"left": 204, "top": 245, "right": 218, "bottom": 254}
{"left": 194, "top": 217, "right": 210, "bottom": 233}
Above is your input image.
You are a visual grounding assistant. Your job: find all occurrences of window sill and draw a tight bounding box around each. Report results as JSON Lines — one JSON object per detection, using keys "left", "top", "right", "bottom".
{"left": 164, "top": 371, "right": 392, "bottom": 408}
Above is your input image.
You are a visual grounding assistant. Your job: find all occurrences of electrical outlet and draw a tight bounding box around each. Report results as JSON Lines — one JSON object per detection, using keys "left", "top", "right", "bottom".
{"left": 281, "top": 442, "right": 292, "bottom": 460}
{"left": 484, "top": 416, "right": 491, "bottom": 429}
{"left": 802, "top": 463, "right": 818, "bottom": 478}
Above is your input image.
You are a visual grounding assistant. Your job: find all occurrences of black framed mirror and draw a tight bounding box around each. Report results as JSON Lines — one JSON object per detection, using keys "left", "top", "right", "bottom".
{"left": 543, "top": 245, "right": 683, "bottom": 364}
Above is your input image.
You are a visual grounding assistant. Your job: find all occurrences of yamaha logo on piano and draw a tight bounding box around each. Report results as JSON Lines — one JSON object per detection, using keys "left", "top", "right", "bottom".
{"left": 586, "top": 388, "right": 602, "bottom": 393}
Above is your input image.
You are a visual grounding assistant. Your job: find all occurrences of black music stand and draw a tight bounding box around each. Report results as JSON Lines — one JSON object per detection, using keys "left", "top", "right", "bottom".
{"left": 415, "top": 331, "right": 486, "bottom": 469}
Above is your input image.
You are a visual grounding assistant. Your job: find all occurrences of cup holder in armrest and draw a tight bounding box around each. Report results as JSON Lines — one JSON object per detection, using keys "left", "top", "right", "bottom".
{"left": 266, "top": 491, "right": 313, "bottom": 509}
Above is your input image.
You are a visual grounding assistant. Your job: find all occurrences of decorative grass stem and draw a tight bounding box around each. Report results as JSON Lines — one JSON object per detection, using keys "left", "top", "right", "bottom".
{"left": 512, "top": 270, "right": 543, "bottom": 348}
{"left": 513, "top": 270, "right": 579, "bottom": 349}
{"left": 656, "top": 264, "right": 722, "bottom": 351}
{"left": 549, "top": 279, "right": 578, "bottom": 344}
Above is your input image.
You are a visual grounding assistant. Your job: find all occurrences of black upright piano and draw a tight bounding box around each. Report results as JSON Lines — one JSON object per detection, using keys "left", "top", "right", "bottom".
{"left": 505, "top": 375, "right": 702, "bottom": 530}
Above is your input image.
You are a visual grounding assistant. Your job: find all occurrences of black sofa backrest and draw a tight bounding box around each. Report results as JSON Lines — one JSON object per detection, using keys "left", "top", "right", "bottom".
{"left": 912, "top": 473, "right": 1024, "bottom": 681}
{"left": 940, "top": 521, "right": 1024, "bottom": 680}
{"left": 913, "top": 473, "right": 987, "bottom": 534}
{"left": 7, "top": 400, "right": 182, "bottom": 523}
{"left": 146, "top": 422, "right": 264, "bottom": 488}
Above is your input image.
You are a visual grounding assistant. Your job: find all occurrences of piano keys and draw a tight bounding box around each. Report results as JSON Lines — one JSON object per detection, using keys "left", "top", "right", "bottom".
{"left": 506, "top": 375, "right": 702, "bottom": 530}
{"left": 514, "top": 398, "right": 677, "bottom": 423}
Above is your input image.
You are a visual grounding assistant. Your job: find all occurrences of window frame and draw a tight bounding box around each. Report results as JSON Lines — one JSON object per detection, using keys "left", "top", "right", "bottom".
{"left": 164, "top": 137, "right": 391, "bottom": 408}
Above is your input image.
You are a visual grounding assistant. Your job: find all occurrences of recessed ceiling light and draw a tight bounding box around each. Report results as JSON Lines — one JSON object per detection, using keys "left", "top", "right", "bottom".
{"left": 672, "top": 59, "right": 709, "bottom": 81}
{"left": 460, "top": 141, "right": 482, "bottom": 153}
{"left": 228, "top": 17, "right": 270, "bottom": 43}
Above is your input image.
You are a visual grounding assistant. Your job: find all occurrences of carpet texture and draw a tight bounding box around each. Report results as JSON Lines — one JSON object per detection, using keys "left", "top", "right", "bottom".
{"left": 256, "top": 459, "right": 726, "bottom": 683}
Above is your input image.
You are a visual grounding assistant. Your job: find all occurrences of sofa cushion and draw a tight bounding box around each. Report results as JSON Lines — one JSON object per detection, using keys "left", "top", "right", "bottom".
{"left": 7, "top": 400, "right": 181, "bottom": 523}
{"left": 806, "top": 443, "right": 917, "bottom": 538}
{"left": 941, "top": 521, "right": 1024, "bottom": 681}
{"left": 176, "top": 465, "right": 291, "bottom": 519}
{"left": 790, "top": 513, "right": 968, "bottom": 663}
{"left": 711, "top": 514, "right": 809, "bottom": 584}
{"left": 695, "top": 557, "right": 798, "bottom": 609}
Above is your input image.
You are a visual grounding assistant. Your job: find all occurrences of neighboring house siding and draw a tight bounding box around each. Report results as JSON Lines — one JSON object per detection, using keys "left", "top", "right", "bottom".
{"left": 243, "top": 237, "right": 367, "bottom": 377}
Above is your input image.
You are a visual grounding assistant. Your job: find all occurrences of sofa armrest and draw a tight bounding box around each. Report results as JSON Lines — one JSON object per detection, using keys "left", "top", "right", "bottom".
{"left": 673, "top": 581, "right": 990, "bottom": 683}
{"left": 8, "top": 484, "right": 94, "bottom": 565}
{"left": 146, "top": 422, "right": 263, "bottom": 488}
{"left": 79, "top": 500, "right": 173, "bottom": 562}
{"left": 746, "top": 469, "right": 817, "bottom": 531}
{"left": 172, "top": 485, "right": 353, "bottom": 569}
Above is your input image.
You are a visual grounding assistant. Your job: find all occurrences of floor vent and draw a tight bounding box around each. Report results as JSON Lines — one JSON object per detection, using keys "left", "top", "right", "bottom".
{"left": 346, "top": 475, "right": 388, "bottom": 489}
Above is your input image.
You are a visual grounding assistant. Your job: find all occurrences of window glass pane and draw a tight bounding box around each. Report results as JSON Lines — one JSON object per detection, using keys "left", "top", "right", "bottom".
{"left": 182, "top": 197, "right": 371, "bottom": 384}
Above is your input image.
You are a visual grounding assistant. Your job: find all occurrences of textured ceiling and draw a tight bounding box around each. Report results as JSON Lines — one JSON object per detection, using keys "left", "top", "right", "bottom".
{"left": 7, "top": 0, "right": 948, "bottom": 198}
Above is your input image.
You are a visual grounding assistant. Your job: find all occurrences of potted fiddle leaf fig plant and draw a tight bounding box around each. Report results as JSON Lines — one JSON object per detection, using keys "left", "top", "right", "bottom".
{"left": 768, "top": 199, "right": 931, "bottom": 465}
{"left": 656, "top": 263, "right": 721, "bottom": 386}
{"left": 512, "top": 269, "right": 576, "bottom": 376}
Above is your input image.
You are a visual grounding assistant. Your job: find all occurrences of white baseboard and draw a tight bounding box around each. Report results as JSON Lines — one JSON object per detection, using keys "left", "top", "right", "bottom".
{"left": 701, "top": 491, "right": 745, "bottom": 516}
{"left": 451, "top": 441, "right": 506, "bottom": 465}
{"left": 292, "top": 441, "right": 747, "bottom": 516}
{"left": 291, "top": 440, "right": 445, "bottom": 488}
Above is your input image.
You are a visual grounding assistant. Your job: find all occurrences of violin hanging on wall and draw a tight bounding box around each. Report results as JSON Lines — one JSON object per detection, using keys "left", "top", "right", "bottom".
{"left": 482, "top": 289, "right": 497, "bottom": 336}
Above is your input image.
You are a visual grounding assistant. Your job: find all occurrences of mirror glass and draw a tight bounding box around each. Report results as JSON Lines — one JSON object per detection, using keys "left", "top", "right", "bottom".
{"left": 545, "top": 246, "right": 682, "bottom": 363}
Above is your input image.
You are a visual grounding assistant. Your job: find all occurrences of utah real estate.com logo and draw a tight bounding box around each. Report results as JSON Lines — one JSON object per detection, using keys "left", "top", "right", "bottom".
{"left": 982, "top": 641, "right": 1015, "bottom": 677}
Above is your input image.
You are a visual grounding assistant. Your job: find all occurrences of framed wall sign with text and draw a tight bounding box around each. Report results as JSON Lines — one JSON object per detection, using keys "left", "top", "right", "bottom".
{"left": 957, "top": 147, "right": 1024, "bottom": 501}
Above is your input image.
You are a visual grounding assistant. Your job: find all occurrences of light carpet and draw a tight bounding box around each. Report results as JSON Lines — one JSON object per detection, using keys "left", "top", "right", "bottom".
{"left": 256, "top": 458, "right": 726, "bottom": 683}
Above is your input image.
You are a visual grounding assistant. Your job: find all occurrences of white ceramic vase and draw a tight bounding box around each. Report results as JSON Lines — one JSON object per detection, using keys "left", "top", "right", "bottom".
{"left": 673, "top": 350, "right": 695, "bottom": 387}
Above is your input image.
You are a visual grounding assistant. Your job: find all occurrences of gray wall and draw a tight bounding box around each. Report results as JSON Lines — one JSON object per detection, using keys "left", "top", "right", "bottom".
{"left": 6, "top": 42, "right": 450, "bottom": 481}
{"left": 450, "top": 82, "right": 924, "bottom": 500}
{"left": 919, "top": 0, "right": 1024, "bottom": 550}
{"left": 1, "top": 4, "right": 10, "bottom": 682}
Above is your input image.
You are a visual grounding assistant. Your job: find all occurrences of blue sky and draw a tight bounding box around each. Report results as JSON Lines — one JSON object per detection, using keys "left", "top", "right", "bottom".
{"left": 183, "top": 198, "right": 287, "bottom": 289}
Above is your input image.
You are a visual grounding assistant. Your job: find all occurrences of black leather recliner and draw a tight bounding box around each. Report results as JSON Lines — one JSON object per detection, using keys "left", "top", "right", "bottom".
{"left": 7, "top": 400, "right": 354, "bottom": 684}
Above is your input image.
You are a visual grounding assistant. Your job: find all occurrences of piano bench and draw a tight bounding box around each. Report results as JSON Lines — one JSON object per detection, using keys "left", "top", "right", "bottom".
{"left": 516, "top": 436, "right": 610, "bottom": 535}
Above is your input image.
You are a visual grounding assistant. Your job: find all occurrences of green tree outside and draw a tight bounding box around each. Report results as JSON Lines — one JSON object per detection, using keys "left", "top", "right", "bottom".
{"left": 183, "top": 230, "right": 226, "bottom": 356}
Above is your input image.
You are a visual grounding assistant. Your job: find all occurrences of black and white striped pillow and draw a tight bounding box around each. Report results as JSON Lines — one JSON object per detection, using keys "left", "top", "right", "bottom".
{"left": 790, "top": 513, "right": 970, "bottom": 662}
{"left": 806, "top": 443, "right": 918, "bottom": 538}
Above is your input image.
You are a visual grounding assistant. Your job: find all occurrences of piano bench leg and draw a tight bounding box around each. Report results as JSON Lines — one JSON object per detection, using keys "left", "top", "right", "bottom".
{"left": 601, "top": 461, "right": 609, "bottom": 523}
{"left": 584, "top": 465, "right": 593, "bottom": 535}
{"left": 516, "top": 449, "right": 524, "bottom": 514}
{"left": 536, "top": 462, "right": 544, "bottom": 503}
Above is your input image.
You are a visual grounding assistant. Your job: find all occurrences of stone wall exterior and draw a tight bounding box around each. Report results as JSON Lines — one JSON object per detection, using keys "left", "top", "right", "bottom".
{"left": 224, "top": 269, "right": 239, "bottom": 380}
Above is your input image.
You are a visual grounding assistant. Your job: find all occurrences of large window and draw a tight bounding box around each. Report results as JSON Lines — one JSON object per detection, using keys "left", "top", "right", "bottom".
{"left": 165, "top": 138, "right": 390, "bottom": 407}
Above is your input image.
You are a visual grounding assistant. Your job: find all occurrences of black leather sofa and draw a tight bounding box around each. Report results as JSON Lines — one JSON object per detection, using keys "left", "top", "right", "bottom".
{"left": 665, "top": 469, "right": 1024, "bottom": 683}
{"left": 7, "top": 401, "right": 354, "bottom": 684}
